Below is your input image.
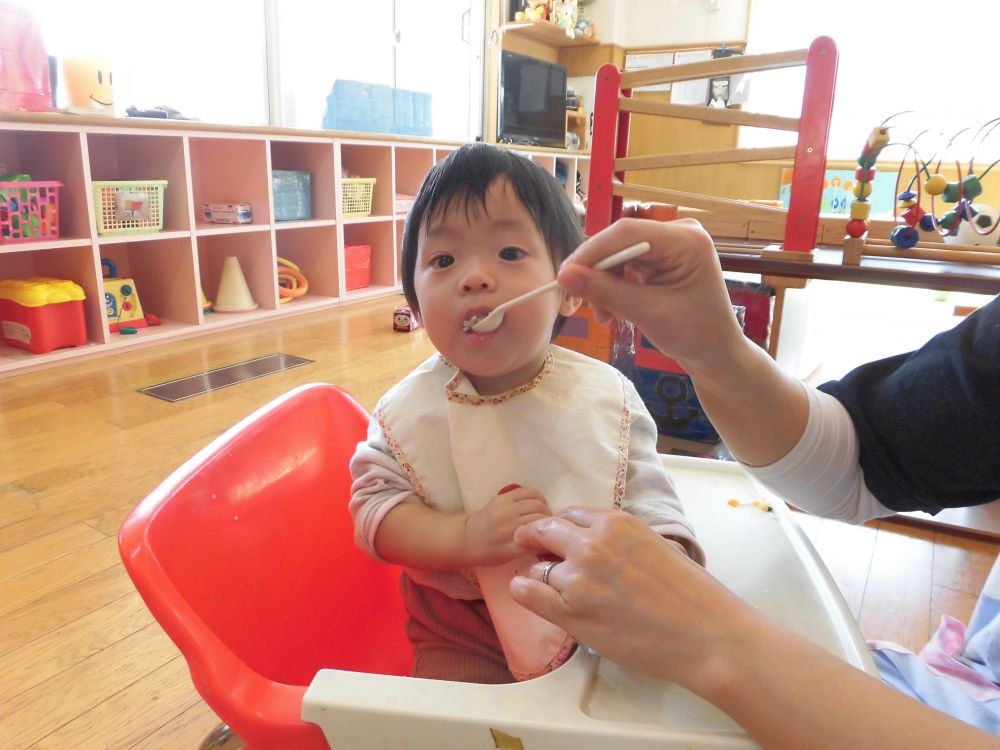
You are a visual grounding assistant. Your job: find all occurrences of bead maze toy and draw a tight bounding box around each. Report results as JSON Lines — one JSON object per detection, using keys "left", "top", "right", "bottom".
{"left": 843, "top": 117, "right": 1000, "bottom": 267}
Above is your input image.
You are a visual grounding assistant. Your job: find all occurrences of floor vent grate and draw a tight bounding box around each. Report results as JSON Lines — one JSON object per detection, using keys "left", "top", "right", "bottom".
{"left": 138, "top": 353, "right": 313, "bottom": 402}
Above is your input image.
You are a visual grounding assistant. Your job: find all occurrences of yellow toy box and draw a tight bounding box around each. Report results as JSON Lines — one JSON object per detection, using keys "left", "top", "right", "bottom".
{"left": 0, "top": 277, "right": 87, "bottom": 354}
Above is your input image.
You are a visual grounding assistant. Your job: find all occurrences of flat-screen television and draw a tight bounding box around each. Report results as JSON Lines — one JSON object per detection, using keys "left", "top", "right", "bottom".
{"left": 498, "top": 50, "right": 567, "bottom": 148}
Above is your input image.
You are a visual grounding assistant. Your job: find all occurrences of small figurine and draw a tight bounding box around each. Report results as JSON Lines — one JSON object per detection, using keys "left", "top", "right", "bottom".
{"left": 393, "top": 305, "right": 420, "bottom": 332}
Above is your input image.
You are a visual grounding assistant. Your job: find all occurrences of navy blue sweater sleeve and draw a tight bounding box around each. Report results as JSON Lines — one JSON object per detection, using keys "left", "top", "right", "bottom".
{"left": 818, "top": 295, "right": 1000, "bottom": 514}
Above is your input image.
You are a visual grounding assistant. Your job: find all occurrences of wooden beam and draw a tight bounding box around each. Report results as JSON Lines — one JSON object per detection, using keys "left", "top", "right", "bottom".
{"left": 616, "top": 145, "right": 797, "bottom": 171}
{"left": 619, "top": 98, "right": 800, "bottom": 131}
{"left": 613, "top": 182, "right": 788, "bottom": 220}
{"left": 865, "top": 237, "right": 1000, "bottom": 256}
{"left": 861, "top": 244, "right": 1000, "bottom": 266}
{"left": 620, "top": 48, "right": 808, "bottom": 89}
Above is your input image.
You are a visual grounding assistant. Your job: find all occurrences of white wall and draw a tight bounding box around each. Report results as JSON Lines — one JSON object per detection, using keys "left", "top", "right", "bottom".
{"left": 582, "top": 0, "right": 747, "bottom": 47}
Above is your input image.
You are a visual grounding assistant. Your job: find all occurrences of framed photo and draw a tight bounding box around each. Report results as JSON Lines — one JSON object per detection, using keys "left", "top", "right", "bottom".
{"left": 707, "top": 76, "right": 730, "bottom": 108}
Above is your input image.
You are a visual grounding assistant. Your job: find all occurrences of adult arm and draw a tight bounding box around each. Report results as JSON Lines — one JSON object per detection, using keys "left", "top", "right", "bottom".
{"left": 748, "top": 385, "right": 894, "bottom": 523}
{"left": 510, "top": 508, "right": 1000, "bottom": 750}
{"left": 557, "top": 218, "right": 808, "bottom": 468}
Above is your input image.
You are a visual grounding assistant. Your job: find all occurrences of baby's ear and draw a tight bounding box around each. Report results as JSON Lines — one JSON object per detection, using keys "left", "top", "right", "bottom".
{"left": 560, "top": 295, "right": 582, "bottom": 317}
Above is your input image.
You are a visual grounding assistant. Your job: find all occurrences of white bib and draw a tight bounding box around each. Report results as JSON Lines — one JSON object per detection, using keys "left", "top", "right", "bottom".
{"left": 377, "top": 346, "right": 631, "bottom": 679}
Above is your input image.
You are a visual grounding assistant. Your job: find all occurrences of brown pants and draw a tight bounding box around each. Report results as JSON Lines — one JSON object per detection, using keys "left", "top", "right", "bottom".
{"left": 400, "top": 573, "right": 515, "bottom": 684}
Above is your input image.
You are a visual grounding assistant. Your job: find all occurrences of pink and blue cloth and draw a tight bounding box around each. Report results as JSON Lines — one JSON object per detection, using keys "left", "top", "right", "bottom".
{"left": 869, "top": 555, "right": 1000, "bottom": 733}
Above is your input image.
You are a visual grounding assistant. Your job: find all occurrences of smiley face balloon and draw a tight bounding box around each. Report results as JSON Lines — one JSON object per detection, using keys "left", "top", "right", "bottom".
{"left": 63, "top": 57, "right": 114, "bottom": 113}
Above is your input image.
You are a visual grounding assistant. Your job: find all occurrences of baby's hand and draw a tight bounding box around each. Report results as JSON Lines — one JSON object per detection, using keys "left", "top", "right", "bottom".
{"left": 465, "top": 484, "right": 551, "bottom": 566}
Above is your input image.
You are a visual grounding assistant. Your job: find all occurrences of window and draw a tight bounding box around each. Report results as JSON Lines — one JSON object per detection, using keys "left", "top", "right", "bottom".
{"left": 743, "top": 0, "right": 1000, "bottom": 163}
{"left": 274, "top": 0, "right": 483, "bottom": 141}
{"left": 31, "top": 0, "right": 268, "bottom": 125}
{"left": 26, "top": 0, "right": 484, "bottom": 141}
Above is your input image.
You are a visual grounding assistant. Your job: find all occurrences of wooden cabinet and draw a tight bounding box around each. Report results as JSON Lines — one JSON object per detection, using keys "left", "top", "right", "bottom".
{"left": 0, "top": 115, "right": 588, "bottom": 377}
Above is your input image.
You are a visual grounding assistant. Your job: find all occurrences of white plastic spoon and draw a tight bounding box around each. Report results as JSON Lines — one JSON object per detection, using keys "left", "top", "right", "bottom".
{"left": 464, "top": 241, "right": 651, "bottom": 333}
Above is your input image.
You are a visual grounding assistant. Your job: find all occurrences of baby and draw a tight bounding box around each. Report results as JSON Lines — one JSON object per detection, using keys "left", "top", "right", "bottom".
{"left": 350, "top": 142, "right": 703, "bottom": 683}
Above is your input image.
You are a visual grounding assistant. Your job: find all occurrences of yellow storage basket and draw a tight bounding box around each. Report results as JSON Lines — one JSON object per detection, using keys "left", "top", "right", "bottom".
{"left": 340, "top": 178, "right": 375, "bottom": 218}
{"left": 92, "top": 180, "right": 168, "bottom": 236}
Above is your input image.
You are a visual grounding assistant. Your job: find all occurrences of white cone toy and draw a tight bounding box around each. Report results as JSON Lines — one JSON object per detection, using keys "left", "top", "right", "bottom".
{"left": 214, "top": 256, "right": 258, "bottom": 312}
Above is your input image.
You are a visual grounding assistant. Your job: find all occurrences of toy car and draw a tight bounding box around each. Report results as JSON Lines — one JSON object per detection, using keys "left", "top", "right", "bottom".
{"left": 393, "top": 305, "right": 420, "bottom": 332}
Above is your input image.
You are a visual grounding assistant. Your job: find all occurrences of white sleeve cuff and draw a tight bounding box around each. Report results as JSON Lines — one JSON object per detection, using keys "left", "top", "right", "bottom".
{"left": 745, "top": 385, "right": 895, "bottom": 524}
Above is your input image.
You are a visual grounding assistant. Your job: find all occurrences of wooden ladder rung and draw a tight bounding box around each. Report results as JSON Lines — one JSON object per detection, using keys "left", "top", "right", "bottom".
{"left": 620, "top": 48, "right": 808, "bottom": 90}
{"left": 613, "top": 182, "right": 788, "bottom": 220}
{"left": 619, "top": 98, "right": 800, "bottom": 132}
{"left": 617, "top": 145, "right": 797, "bottom": 171}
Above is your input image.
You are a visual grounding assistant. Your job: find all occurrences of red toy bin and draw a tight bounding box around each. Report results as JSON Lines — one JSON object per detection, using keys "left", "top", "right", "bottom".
{"left": 0, "top": 181, "right": 62, "bottom": 243}
{"left": 0, "top": 277, "right": 87, "bottom": 354}
{"left": 344, "top": 244, "right": 372, "bottom": 290}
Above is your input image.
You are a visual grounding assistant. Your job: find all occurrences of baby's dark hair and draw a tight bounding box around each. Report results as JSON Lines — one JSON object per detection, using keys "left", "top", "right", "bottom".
{"left": 401, "top": 142, "right": 583, "bottom": 336}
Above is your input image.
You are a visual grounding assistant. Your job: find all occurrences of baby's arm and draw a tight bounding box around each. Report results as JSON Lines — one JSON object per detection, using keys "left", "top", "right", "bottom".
{"left": 377, "top": 483, "right": 551, "bottom": 569}
{"left": 350, "top": 419, "right": 550, "bottom": 570}
{"left": 621, "top": 380, "right": 706, "bottom": 565}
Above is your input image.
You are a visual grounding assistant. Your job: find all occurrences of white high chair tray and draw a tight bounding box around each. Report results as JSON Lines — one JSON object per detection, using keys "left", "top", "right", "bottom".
{"left": 303, "top": 455, "right": 874, "bottom": 749}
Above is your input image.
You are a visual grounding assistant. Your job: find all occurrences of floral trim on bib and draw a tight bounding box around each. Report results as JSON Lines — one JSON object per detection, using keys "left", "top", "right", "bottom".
{"left": 375, "top": 404, "right": 428, "bottom": 500}
{"left": 444, "top": 350, "right": 555, "bottom": 406}
{"left": 613, "top": 370, "right": 631, "bottom": 508}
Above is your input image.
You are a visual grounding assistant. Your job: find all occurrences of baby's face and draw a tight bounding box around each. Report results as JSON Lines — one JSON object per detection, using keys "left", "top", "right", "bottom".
{"left": 412, "top": 178, "right": 575, "bottom": 395}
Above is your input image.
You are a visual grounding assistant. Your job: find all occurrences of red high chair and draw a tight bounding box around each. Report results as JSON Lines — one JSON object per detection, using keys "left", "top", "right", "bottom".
{"left": 119, "top": 383, "right": 411, "bottom": 749}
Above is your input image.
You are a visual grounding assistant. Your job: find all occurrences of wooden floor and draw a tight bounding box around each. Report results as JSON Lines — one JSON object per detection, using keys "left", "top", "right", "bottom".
{"left": 0, "top": 294, "right": 997, "bottom": 749}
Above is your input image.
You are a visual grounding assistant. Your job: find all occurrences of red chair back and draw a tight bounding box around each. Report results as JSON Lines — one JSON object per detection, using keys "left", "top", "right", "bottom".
{"left": 120, "top": 383, "right": 411, "bottom": 749}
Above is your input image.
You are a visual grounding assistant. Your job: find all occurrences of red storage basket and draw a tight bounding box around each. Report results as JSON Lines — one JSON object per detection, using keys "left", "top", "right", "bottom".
{"left": 0, "top": 180, "right": 61, "bottom": 243}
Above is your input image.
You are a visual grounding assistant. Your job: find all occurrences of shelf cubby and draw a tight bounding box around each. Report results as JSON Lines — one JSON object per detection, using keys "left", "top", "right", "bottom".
{"left": 86, "top": 133, "right": 190, "bottom": 234}
{"left": 341, "top": 220, "right": 396, "bottom": 300}
{"left": 530, "top": 153, "right": 557, "bottom": 176}
{"left": 270, "top": 138, "right": 337, "bottom": 223}
{"left": 0, "top": 128, "right": 91, "bottom": 242}
{"left": 434, "top": 147, "right": 457, "bottom": 164}
{"left": 393, "top": 146, "right": 434, "bottom": 216}
{"left": 274, "top": 225, "right": 340, "bottom": 310}
{"left": 98, "top": 237, "right": 200, "bottom": 328}
{"left": 0, "top": 243, "right": 104, "bottom": 345}
{"left": 196, "top": 229, "right": 276, "bottom": 316}
{"left": 395, "top": 218, "right": 406, "bottom": 283}
{"left": 189, "top": 137, "right": 271, "bottom": 231}
{"left": 338, "top": 142, "right": 393, "bottom": 220}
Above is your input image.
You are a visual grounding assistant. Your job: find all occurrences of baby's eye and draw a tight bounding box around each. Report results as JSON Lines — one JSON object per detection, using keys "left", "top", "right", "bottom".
{"left": 498, "top": 246, "right": 525, "bottom": 261}
{"left": 431, "top": 254, "right": 455, "bottom": 269}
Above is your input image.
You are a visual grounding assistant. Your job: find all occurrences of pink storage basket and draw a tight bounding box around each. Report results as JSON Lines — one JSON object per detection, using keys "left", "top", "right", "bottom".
{"left": 0, "top": 181, "right": 61, "bottom": 243}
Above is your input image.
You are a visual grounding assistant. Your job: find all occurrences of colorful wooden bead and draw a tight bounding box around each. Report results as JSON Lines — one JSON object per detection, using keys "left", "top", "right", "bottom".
{"left": 853, "top": 181, "right": 873, "bottom": 199}
{"left": 850, "top": 200, "right": 872, "bottom": 220}
{"left": 957, "top": 200, "right": 976, "bottom": 221}
{"left": 897, "top": 190, "right": 917, "bottom": 202}
{"left": 867, "top": 126, "right": 891, "bottom": 150}
{"left": 890, "top": 224, "right": 919, "bottom": 248}
{"left": 919, "top": 214, "right": 937, "bottom": 232}
{"left": 942, "top": 181, "right": 962, "bottom": 203}
{"left": 924, "top": 174, "right": 948, "bottom": 195}
{"left": 898, "top": 199, "right": 917, "bottom": 209}
{"left": 962, "top": 174, "right": 983, "bottom": 200}
{"left": 855, "top": 167, "right": 876, "bottom": 181}
{"left": 846, "top": 219, "right": 868, "bottom": 238}
{"left": 939, "top": 211, "right": 958, "bottom": 230}
{"left": 902, "top": 204, "right": 927, "bottom": 226}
